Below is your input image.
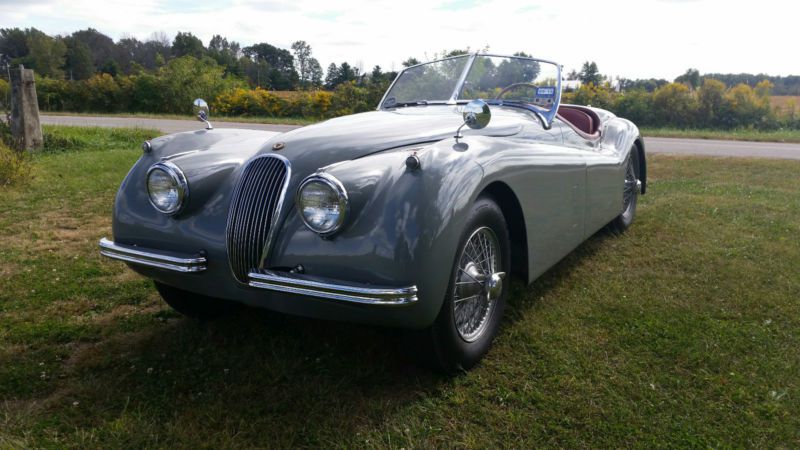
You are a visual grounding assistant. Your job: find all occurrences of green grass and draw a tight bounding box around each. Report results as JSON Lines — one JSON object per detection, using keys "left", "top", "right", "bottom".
{"left": 642, "top": 127, "right": 800, "bottom": 143}
{"left": 1, "top": 128, "right": 799, "bottom": 447}
{"left": 40, "top": 125, "right": 159, "bottom": 153}
{"left": 41, "top": 111, "right": 318, "bottom": 126}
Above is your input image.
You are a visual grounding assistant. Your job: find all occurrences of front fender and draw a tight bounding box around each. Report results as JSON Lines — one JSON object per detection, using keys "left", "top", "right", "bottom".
{"left": 267, "top": 139, "right": 485, "bottom": 328}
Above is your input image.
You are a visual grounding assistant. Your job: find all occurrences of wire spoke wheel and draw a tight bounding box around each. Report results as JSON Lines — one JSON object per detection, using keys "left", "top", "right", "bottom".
{"left": 623, "top": 156, "right": 638, "bottom": 212}
{"left": 452, "top": 226, "right": 503, "bottom": 342}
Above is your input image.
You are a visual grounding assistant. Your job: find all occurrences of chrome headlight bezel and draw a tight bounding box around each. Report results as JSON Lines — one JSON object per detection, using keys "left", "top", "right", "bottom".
{"left": 146, "top": 161, "right": 188, "bottom": 215}
{"left": 296, "top": 173, "right": 349, "bottom": 237}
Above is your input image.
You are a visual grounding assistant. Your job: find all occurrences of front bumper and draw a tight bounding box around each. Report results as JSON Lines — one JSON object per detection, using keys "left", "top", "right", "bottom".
{"left": 248, "top": 270, "right": 417, "bottom": 306}
{"left": 99, "top": 238, "right": 417, "bottom": 307}
{"left": 99, "top": 238, "right": 207, "bottom": 272}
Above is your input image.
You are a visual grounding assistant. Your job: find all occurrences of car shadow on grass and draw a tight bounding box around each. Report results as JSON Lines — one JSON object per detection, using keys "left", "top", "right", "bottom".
{"left": 503, "top": 228, "right": 616, "bottom": 324}
{"left": 59, "top": 229, "right": 620, "bottom": 444}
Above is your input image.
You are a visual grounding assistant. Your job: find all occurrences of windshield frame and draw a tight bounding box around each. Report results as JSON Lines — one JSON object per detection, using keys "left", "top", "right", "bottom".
{"left": 378, "top": 53, "right": 562, "bottom": 127}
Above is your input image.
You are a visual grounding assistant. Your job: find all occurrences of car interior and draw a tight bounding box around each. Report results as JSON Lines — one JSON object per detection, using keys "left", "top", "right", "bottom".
{"left": 556, "top": 105, "right": 602, "bottom": 140}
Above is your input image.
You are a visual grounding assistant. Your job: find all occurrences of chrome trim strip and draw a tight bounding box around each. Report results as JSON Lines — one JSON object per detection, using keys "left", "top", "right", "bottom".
{"left": 98, "top": 238, "right": 206, "bottom": 273}
{"left": 248, "top": 270, "right": 418, "bottom": 306}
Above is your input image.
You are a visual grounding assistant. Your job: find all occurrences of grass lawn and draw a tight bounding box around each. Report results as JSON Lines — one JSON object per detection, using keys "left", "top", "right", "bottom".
{"left": 1, "top": 127, "right": 799, "bottom": 447}
{"left": 641, "top": 127, "right": 800, "bottom": 143}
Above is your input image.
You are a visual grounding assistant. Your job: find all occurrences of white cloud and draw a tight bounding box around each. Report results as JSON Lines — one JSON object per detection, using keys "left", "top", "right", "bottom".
{"left": 0, "top": 0, "right": 797, "bottom": 78}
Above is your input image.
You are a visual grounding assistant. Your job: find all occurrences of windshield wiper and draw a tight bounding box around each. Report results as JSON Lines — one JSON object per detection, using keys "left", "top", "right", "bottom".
{"left": 389, "top": 100, "right": 428, "bottom": 108}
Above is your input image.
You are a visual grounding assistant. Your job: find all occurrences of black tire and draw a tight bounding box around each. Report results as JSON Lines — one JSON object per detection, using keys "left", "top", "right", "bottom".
{"left": 154, "top": 282, "right": 238, "bottom": 320}
{"left": 608, "top": 147, "right": 641, "bottom": 233}
{"left": 421, "top": 196, "right": 511, "bottom": 373}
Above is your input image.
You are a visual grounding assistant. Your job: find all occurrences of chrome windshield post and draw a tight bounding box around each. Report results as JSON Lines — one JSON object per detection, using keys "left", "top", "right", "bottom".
{"left": 447, "top": 53, "right": 477, "bottom": 105}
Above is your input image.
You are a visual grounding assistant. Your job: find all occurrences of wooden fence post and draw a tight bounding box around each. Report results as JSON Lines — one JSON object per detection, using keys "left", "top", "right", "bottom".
{"left": 10, "top": 65, "right": 43, "bottom": 151}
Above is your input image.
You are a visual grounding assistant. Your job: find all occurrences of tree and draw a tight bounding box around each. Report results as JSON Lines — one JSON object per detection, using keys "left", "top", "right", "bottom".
{"left": 291, "top": 40, "right": 313, "bottom": 89}
{"left": 64, "top": 38, "right": 94, "bottom": 79}
{"left": 402, "top": 57, "right": 420, "bottom": 67}
{"left": 325, "top": 63, "right": 339, "bottom": 89}
{"left": 70, "top": 28, "right": 116, "bottom": 69}
{"left": 208, "top": 34, "right": 240, "bottom": 75}
{"left": 139, "top": 33, "right": 171, "bottom": 70}
{"left": 172, "top": 32, "right": 205, "bottom": 58}
{"left": 675, "top": 68, "right": 701, "bottom": 89}
{"left": 338, "top": 62, "right": 357, "bottom": 84}
{"left": 442, "top": 49, "right": 469, "bottom": 58}
{"left": 565, "top": 69, "right": 579, "bottom": 80}
{"left": 99, "top": 59, "right": 120, "bottom": 76}
{"left": 242, "top": 42, "right": 297, "bottom": 89}
{"left": 370, "top": 65, "right": 383, "bottom": 83}
{"left": 24, "top": 30, "right": 66, "bottom": 78}
{"left": 116, "top": 36, "right": 141, "bottom": 73}
{"left": 0, "top": 28, "right": 29, "bottom": 60}
{"left": 308, "top": 58, "right": 323, "bottom": 88}
{"left": 578, "top": 61, "right": 603, "bottom": 86}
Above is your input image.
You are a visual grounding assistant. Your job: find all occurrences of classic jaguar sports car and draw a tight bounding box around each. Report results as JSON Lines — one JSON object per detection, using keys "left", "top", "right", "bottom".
{"left": 100, "top": 53, "right": 646, "bottom": 371}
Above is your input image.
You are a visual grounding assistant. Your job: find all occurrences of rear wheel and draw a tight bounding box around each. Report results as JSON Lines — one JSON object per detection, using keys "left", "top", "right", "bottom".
{"left": 608, "top": 147, "right": 641, "bottom": 233}
{"left": 154, "top": 282, "right": 238, "bottom": 320}
{"left": 421, "top": 196, "right": 511, "bottom": 373}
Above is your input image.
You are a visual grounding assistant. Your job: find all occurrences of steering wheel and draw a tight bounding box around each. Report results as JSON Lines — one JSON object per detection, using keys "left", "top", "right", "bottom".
{"left": 494, "top": 82, "right": 540, "bottom": 100}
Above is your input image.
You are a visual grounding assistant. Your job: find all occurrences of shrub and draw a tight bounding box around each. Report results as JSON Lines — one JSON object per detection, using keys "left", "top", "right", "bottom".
{"left": 157, "top": 56, "right": 244, "bottom": 114}
{"left": 652, "top": 83, "right": 697, "bottom": 127}
{"left": 0, "top": 78, "right": 9, "bottom": 110}
{"left": 724, "top": 83, "right": 774, "bottom": 129}
{"left": 613, "top": 89, "right": 655, "bottom": 126}
{"left": 0, "top": 142, "right": 30, "bottom": 186}
{"left": 697, "top": 79, "right": 727, "bottom": 127}
{"left": 330, "top": 82, "right": 371, "bottom": 116}
{"left": 565, "top": 83, "right": 614, "bottom": 110}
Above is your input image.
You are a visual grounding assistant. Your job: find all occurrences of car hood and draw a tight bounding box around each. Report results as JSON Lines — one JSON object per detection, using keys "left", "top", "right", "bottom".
{"left": 257, "top": 106, "right": 523, "bottom": 171}
{"left": 153, "top": 105, "right": 527, "bottom": 198}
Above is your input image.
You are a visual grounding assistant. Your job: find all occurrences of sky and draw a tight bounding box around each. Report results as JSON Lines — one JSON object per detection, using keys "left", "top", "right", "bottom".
{"left": 1, "top": 0, "right": 797, "bottom": 80}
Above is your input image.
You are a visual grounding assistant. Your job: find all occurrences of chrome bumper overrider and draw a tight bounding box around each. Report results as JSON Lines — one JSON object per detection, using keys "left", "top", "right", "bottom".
{"left": 248, "top": 270, "right": 418, "bottom": 306}
{"left": 98, "top": 238, "right": 207, "bottom": 272}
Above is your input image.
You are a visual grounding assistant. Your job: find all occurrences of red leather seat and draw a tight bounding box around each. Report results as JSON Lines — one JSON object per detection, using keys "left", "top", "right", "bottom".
{"left": 558, "top": 108, "right": 594, "bottom": 135}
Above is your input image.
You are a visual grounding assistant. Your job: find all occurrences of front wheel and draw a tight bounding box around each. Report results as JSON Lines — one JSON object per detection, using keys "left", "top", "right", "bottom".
{"left": 421, "top": 196, "right": 511, "bottom": 373}
{"left": 154, "top": 282, "right": 238, "bottom": 320}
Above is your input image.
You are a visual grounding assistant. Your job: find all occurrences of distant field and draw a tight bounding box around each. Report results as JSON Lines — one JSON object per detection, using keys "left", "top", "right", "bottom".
{"left": 771, "top": 96, "right": 800, "bottom": 115}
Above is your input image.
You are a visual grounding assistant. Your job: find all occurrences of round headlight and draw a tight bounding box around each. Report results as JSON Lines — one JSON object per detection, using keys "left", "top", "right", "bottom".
{"left": 296, "top": 174, "right": 348, "bottom": 236}
{"left": 146, "top": 162, "right": 188, "bottom": 214}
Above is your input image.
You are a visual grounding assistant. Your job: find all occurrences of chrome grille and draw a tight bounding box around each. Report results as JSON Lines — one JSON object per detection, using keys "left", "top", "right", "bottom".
{"left": 226, "top": 155, "right": 290, "bottom": 283}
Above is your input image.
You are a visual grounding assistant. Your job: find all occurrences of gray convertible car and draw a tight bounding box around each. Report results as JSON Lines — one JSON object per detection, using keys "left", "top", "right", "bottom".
{"left": 99, "top": 53, "right": 646, "bottom": 371}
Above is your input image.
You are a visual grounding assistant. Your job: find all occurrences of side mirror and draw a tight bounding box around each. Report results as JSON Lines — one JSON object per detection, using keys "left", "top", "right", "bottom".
{"left": 455, "top": 99, "right": 491, "bottom": 141}
{"left": 193, "top": 98, "right": 213, "bottom": 130}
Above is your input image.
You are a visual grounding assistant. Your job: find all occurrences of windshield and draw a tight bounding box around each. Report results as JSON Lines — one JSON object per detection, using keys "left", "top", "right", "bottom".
{"left": 380, "top": 54, "right": 562, "bottom": 126}
{"left": 380, "top": 56, "right": 469, "bottom": 107}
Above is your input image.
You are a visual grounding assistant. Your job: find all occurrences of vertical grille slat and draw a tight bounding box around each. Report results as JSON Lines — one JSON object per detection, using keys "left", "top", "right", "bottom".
{"left": 226, "top": 155, "right": 290, "bottom": 283}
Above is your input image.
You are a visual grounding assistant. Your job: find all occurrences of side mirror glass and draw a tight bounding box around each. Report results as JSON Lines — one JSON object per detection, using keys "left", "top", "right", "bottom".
{"left": 462, "top": 99, "right": 491, "bottom": 130}
{"left": 193, "top": 98, "right": 212, "bottom": 130}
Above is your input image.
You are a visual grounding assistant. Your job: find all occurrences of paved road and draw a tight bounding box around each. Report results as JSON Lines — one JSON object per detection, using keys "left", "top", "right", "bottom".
{"left": 40, "top": 115, "right": 800, "bottom": 159}
{"left": 41, "top": 114, "right": 298, "bottom": 134}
